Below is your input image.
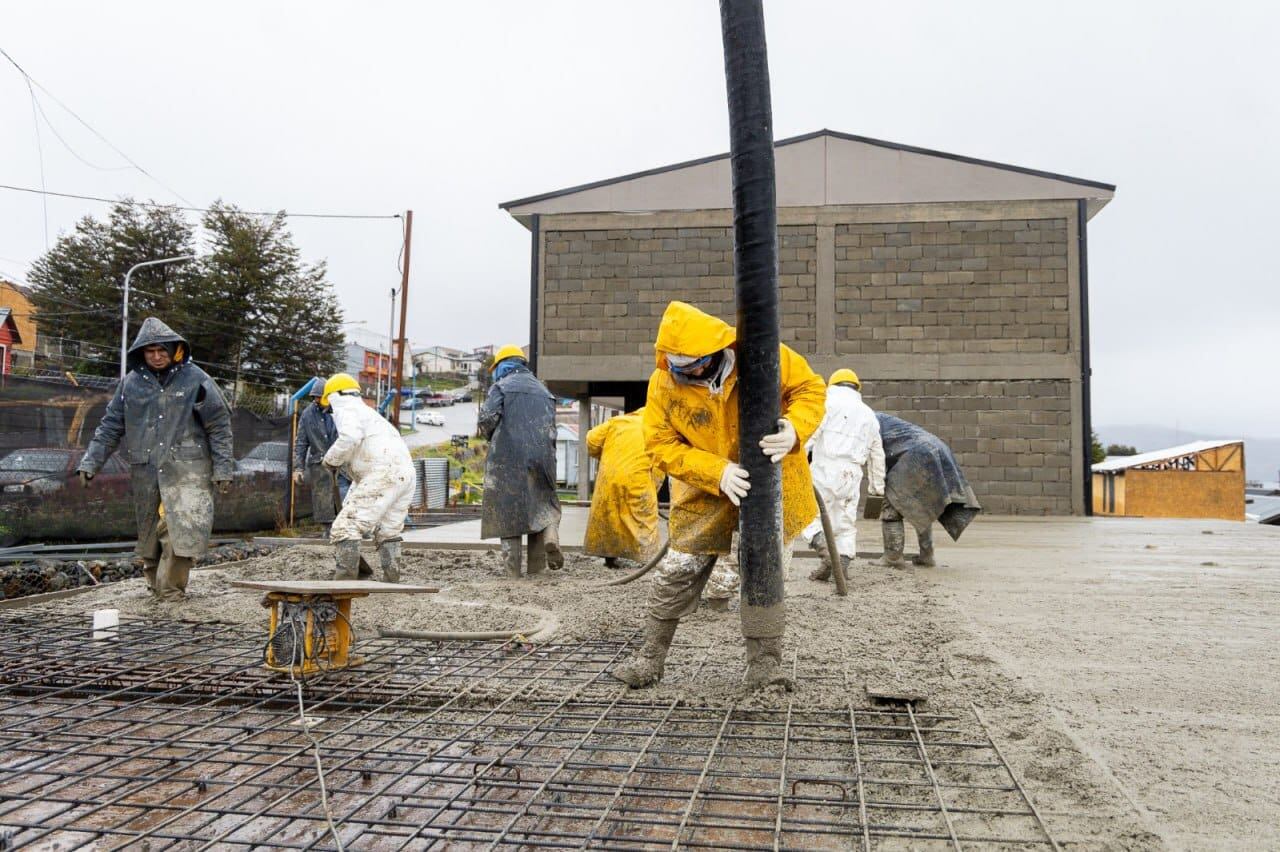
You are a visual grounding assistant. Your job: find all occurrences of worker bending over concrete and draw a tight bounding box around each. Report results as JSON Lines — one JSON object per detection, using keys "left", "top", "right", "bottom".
{"left": 612, "top": 301, "right": 825, "bottom": 690}
{"left": 322, "top": 373, "right": 414, "bottom": 582}
{"left": 479, "top": 345, "right": 563, "bottom": 578}
{"left": 78, "top": 317, "right": 235, "bottom": 602}
{"left": 876, "top": 413, "right": 982, "bottom": 567}
{"left": 803, "top": 368, "right": 885, "bottom": 582}
{"left": 584, "top": 408, "right": 663, "bottom": 569}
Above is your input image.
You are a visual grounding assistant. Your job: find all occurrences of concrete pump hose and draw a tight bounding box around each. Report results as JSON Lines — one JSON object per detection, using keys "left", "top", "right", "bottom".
{"left": 813, "top": 485, "right": 848, "bottom": 597}
{"left": 597, "top": 539, "right": 670, "bottom": 588}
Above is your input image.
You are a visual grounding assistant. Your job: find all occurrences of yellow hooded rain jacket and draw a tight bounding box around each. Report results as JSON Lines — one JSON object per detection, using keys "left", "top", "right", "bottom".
{"left": 642, "top": 301, "right": 825, "bottom": 554}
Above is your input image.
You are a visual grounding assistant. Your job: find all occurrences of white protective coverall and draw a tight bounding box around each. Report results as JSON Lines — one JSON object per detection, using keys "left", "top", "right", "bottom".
{"left": 324, "top": 393, "right": 416, "bottom": 545}
{"left": 801, "top": 384, "right": 886, "bottom": 557}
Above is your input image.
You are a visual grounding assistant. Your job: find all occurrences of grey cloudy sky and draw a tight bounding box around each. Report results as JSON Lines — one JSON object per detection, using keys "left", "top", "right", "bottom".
{"left": 1, "top": 1, "right": 1276, "bottom": 436}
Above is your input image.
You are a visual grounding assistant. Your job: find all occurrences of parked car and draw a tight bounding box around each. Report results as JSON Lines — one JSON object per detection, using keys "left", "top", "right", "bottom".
{"left": 0, "top": 448, "right": 128, "bottom": 496}
{"left": 236, "top": 441, "right": 291, "bottom": 475}
{"left": 416, "top": 411, "right": 445, "bottom": 427}
{"left": 453, "top": 391, "right": 473, "bottom": 403}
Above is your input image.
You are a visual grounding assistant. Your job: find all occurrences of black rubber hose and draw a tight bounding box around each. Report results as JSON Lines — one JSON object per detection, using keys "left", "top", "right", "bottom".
{"left": 813, "top": 486, "right": 847, "bottom": 597}
{"left": 597, "top": 539, "right": 670, "bottom": 587}
{"left": 722, "top": 0, "right": 784, "bottom": 624}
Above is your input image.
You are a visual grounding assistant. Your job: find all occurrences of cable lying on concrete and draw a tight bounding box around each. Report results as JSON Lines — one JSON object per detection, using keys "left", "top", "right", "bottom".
{"left": 813, "top": 486, "right": 848, "bottom": 596}
{"left": 596, "top": 540, "right": 670, "bottom": 587}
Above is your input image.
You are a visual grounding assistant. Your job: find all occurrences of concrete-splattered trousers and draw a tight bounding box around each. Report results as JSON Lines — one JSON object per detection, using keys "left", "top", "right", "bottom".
{"left": 646, "top": 538, "right": 795, "bottom": 620}
{"left": 329, "top": 463, "right": 415, "bottom": 546}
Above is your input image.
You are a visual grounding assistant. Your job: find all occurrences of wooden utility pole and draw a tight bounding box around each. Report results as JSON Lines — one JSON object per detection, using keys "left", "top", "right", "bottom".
{"left": 392, "top": 210, "right": 413, "bottom": 427}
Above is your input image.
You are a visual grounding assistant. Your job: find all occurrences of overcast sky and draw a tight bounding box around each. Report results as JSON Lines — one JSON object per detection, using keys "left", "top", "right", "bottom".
{"left": 1, "top": 1, "right": 1276, "bottom": 436}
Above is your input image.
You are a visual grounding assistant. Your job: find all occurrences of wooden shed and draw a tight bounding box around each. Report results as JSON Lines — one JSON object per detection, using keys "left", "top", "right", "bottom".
{"left": 1092, "top": 440, "right": 1245, "bottom": 521}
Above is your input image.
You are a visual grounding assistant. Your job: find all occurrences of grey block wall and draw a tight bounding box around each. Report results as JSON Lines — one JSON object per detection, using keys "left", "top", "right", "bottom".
{"left": 534, "top": 203, "right": 1083, "bottom": 515}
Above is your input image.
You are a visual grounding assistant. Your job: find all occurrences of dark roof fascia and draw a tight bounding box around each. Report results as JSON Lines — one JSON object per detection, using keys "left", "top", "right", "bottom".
{"left": 498, "top": 129, "right": 1115, "bottom": 211}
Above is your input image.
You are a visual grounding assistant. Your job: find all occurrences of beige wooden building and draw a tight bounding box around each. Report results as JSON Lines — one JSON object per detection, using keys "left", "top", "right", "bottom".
{"left": 501, "top": 130, "right": 1115, "bottom": 514}
{"left": 1093, "top": 441, "right": 1246, "bottom": 521}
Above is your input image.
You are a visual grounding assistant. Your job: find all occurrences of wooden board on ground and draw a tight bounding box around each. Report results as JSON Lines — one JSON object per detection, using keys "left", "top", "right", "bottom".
{"left": 231, "top": 580, "right": 439, "bottom": 595}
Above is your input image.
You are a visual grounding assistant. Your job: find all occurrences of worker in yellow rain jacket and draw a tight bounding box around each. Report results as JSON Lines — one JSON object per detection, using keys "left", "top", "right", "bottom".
{"left": 611, "top": 301, "right": 825, "bottom": 690}
{"left": 584, "top": 409, "right": 664, "bottom": 568}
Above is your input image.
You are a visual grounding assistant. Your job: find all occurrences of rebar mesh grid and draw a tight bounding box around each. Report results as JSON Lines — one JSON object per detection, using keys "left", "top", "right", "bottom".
{"left": 0, "top": 612, "right": 1061, "bottom": 850}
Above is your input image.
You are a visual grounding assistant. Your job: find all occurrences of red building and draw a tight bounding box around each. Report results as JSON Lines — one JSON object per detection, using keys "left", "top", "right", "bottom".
{"left": 0, "top": 308, "right": 23, "bottom": 375}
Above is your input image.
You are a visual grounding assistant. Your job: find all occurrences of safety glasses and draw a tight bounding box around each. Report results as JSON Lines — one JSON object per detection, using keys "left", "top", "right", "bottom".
{"left": 668, "top": 354, "right": 713, "bottom": 375}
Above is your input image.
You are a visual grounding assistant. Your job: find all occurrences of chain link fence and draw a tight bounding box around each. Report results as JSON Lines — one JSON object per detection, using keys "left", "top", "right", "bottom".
{"left": 0, "top": 373, "right": 308, "bottom": 548}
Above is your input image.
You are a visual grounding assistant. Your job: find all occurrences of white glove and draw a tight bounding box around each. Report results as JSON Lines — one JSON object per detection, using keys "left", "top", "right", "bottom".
{"left": 759, "top": 418, "right": 797, "bottom": 463}
{"left": 869, "top": 484, "right": 885, "bottom": 497}
{"left": 719, "top": 462, "right": 751, "bottom": 506}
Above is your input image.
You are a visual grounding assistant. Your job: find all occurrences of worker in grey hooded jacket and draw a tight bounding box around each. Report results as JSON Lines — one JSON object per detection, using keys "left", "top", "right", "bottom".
{"left": 78, "top": 317, "right": 235, "bottom": 600}
{"left": 478, "top": 345, "right": 562, "bottom": 578}
{"left": 292, "top": 378, "right": 347, "bottom": 531}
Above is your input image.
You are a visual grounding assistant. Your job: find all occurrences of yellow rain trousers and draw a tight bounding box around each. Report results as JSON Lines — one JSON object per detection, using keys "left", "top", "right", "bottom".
{"left": 583, "top": 410, "right": 663, "bottom": 562}
{"left": 642, "top": 301, "right": 826, "bottom": 554}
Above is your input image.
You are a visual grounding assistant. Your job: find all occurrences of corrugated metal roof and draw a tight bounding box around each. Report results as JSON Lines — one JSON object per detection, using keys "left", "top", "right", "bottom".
{"left": 1092, "top": 440, "right": 1243, "bottom": 473}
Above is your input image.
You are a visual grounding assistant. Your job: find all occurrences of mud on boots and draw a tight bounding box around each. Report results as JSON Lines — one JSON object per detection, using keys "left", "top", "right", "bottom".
{"left": 321, "top": 373, "right": 416, "bottom": 581}
{"left": 478, "top": 347, "right": 563, "bottom": 579}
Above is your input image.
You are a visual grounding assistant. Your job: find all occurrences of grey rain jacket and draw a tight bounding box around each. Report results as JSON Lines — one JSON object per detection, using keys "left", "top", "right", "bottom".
{"left": 294, "top": 402, "right": 339, "bottom": 468}
{"left": 79, "top": 317, "right": 234, "bottom": 559}
{"left": 477, "top": 364, "right": 561, "bottom": 539}
{"left": 875, "top": 413, "right": 981, "bottom": 541}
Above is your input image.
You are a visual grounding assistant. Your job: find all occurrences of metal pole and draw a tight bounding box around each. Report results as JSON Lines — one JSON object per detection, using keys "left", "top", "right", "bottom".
{"left": 393, "top": 210, "right": 413, "bottom": 429}
{"left": 720, "top": 0, "right": 784, "bottom": 639}
{"left": 119, "top": 255, "right": 195, "bottom": 380}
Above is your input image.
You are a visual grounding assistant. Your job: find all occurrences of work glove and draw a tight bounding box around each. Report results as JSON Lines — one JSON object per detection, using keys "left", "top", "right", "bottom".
{"left": 216, "top": 480, "right": 231, "bottom": 495}
{"left": 292, "top": 470, "right": 305, "bottom": 485}
{"left": 719, "top": 462, "right": 751, "bottom": 507}
{"left": 759, "top": 418, "right": 797, "bottom": 463}
{"left": 78, "top": 470, "right": 94, "bottom": 489}
{"left": 869, "top": 483, "right": 885, "bottom": 497}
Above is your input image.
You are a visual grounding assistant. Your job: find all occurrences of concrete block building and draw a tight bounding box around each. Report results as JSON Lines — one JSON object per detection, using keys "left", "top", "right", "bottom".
{"left": 501, "top": 130, "right": 1115, "bottom": 514}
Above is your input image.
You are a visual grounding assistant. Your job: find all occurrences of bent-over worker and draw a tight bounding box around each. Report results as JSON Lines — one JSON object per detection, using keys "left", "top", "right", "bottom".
{"left": 876, "top": 413, "right": 981, "bottom": 568}
{"left": 584, "top": 408, "right": 663, "bottom": 569}
{"left": 77, "top": 317, "right": 234, "bottom": 601}
{"left": 803, "top": 368, "right": 885, "bottom": 582}
{"left": 479, "top": 345, "right": 563, "bottom": 578}
{"left": 322, "top": 373, "right": 415, "bottom": 582}
{"left": 612, "top": 301, "right": 826, "bottom": 690}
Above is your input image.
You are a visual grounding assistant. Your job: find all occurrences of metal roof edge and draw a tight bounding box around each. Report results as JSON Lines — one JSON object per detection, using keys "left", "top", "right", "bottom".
{"left": 498, "top": 129, "right": 1115, "bottom": 212}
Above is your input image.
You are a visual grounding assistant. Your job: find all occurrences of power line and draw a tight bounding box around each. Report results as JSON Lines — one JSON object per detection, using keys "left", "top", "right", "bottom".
{"left": 0, "top": 183, "right": 402, "bottom": 220}
{"left": 0, "top": 44, "right": 195, "bottom": 207}
{"left": 23, "top": 76, "right": 49, "bottom": 247}
{"left": 29, "top": 89, "right": 134, "bottom": 173}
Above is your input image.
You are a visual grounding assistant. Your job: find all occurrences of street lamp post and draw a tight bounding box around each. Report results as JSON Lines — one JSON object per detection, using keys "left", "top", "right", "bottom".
{"left": 120, "top": 255, "right": 196, "bottom": 380}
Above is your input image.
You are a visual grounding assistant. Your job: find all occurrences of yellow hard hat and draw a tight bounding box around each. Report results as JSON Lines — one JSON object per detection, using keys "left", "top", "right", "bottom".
{"left": 320, "top": 372, "right": 360, "bottom": 406}
{"left": 491, "top": 344, "right": 526, "bottom": 370}
{"left": 828, "top": 368, "right": 861, "bottom": 389}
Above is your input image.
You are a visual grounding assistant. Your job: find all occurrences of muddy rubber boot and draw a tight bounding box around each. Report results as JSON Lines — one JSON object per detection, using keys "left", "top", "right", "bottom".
{"left": 912, "top": 527, "right": 936, "bottom": 568}
{"left": 743, "top": 637, "right": 794, "bottom": 691}
{"left": 838, "top": 554, "right": 852, "bottom": 580}
{"left": 611, "top": 617, "right": 678, "bottom": 688}
{"left": 808, "top": 533, "right": 832, "bottom": 581}
{"left": 878, "top": 520, "right": 907, "bottom": 569}
{"left": 604, "top": 557, "right": 619, "bottom": 569}
{"left": 543, "top": 524, "right": 564, "bottom": 571}
{"left": 333, "top": 539, "right": 362, "bottom": 580}
{"left": 142, "top": 560, "right": 159, "bottom": 598}
{"left": 501, "top": 537, "right": 523, "bottom": 578}
{"left": 378, "top": 538, "right": 402, "bottom": 583}
{"left": 527, "top": 532, "right": 548, "bottom": 576}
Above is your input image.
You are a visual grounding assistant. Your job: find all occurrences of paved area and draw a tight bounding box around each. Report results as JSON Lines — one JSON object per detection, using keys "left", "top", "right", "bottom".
{"left": 408, "top": 509, "right": 1280, "bottom": 847}
{"left": 401, "top": 401, "right": 478, "bottom": 450}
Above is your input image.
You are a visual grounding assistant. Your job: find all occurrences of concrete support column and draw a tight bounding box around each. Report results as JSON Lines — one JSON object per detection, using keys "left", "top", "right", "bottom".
{"left": 577, "top": 394, "right": 592, "bottom": 501}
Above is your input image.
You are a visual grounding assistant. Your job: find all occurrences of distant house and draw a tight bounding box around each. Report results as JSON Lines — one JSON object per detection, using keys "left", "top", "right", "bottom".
{"left": 0, "top": 280, "right": 36, "bottom": 371}
{"left": 0, "top": 308, "right": 21, "bottom": 374}
{"left": 412, "top": 345, "right": 488, "bottom": 377}
{"left": 1092, "top": 440, "right": 1245, "bottom": 521}
{"left": 344, "top": 342, "right": 393, "bottom": 395}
